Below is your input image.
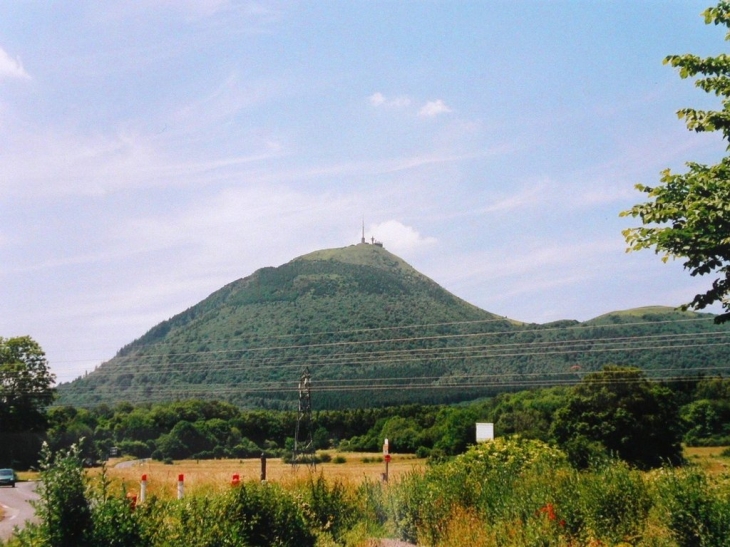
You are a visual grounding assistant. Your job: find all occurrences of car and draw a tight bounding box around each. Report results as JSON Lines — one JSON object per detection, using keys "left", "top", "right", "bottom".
{"left": 0, "top": 468, "right": 15, "bottom": 488}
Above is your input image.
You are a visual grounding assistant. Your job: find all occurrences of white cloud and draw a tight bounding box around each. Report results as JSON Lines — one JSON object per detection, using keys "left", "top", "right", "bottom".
{"left": 369, "top": 93, "right": 453, "bottom": 118}
{"left": 368, "top": 220, "right": 437, "bottom": 253}
{"left": 369, "top": 92, "right": 411, "bottom": 108}
{"left": 0, "top": 47, "right": 30, "bottom": 80}
{"left": 369, "top": 92, "right": 386, "bottom": 106}
{"left": 418, "top": 99, "right": 452, "bottom": 117}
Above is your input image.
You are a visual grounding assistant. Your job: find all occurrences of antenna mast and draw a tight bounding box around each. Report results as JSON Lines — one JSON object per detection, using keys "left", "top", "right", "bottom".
{"left": 361, "top": 217, "right": 366, "bottom": 244}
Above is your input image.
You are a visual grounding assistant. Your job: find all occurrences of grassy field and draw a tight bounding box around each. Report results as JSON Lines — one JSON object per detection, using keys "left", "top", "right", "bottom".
{"left": 91, "top": 445, "right": 730, "bottom": 500}
{"left": 683, "top": 445, "right": 730, "bottom": 474}
{"left": 101, "top": 452, "right": 423, "bottom": 499}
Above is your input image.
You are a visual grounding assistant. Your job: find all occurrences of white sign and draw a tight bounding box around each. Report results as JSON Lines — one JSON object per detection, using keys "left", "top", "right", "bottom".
{"left": 476, "top": 423, "right": 494, "bottom": 443}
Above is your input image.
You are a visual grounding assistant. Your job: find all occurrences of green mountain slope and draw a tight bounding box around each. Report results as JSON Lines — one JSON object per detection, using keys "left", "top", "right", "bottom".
{"left": 57, "top": 245, "right": 730, "bottom": 409}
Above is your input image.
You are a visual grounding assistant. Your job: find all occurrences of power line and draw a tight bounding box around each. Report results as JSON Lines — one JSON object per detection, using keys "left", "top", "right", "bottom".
{"left": 52, "top": 316, "right": 719, "bottom": 365}
{"left": 46, "top": 368, "right": 730, "bottom": 408}
{"left": 28, "top": 314, "right": 729, "bottom": 405}
{"left": 62, "top": 334, "right": 730, "bottom": 379}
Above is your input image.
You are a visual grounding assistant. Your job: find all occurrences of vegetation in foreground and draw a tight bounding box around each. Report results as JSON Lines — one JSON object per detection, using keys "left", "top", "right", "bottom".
{"left": 5, "top": 438, "right": 730, "bottom": 547}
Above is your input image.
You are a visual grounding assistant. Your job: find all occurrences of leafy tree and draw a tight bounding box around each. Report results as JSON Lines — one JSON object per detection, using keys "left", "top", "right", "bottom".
{"left": 0, "top": 335, "right": 56, "bottom": 467}
{"left": 431, "top": 406, "right": 478, "bottom": 455}
{"left": 682, "top": 398, "right": 730, "bottom": 445}
{"left": 551, "top": 366, "right": 683, "bottom": 469}
{"left": 379, "top": 416, "right": 423, "bottom": 453}
{"left": 621, "top": 2, "right": 730, "bottom": 323}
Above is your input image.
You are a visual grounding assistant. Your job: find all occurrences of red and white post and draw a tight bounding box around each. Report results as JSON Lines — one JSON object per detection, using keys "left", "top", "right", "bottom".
{"left": 177, "top": 474, "right": 184, "bottom": 499}
{"left": 382, "top": 438, "right": 390, "bottom": 483}
{"left": 140, "top": 474, "right": 147, "bottom": 503}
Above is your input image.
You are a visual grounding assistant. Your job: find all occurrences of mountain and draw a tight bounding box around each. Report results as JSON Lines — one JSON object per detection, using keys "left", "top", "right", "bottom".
{"left": 56, "top": 244, "right": 730, "bottom": 409}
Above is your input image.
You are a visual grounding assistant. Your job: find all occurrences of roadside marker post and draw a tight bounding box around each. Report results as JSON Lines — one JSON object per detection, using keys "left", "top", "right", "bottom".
{"left": 383, "top": 439, "right": 390, "bottom": 483}
{"left": 140, "top": 474, "right": 147, "bottom": 503}
{"left": 177, "top": 474, "right": 184, "bottom": 499}
{"left": 260, "top": 452, "right": 267, "bottom": 483}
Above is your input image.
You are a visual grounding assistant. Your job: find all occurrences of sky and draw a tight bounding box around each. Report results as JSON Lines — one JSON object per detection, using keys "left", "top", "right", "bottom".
{"left": 1, "top": 1, "right": 729, "bottom": 384}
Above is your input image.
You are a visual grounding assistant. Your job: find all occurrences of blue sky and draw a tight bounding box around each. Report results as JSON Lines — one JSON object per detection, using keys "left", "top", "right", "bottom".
{"left": 1, "top": 1, "right": 728, "bottom": 383}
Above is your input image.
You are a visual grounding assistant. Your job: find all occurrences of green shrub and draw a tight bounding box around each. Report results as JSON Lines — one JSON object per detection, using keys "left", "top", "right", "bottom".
{"left": 333, "top": 455, "right": 347, "bottom": 464}
{"left": 356, "top": 479, "right": 388, "bottom": 527}
{"left": 30, "top": 443, "right": 94, "bottom": 547}
{"left": 575, "top": 462, "right": 651, "bottom": 544}
{"left": 227, "top": 481, "right": 315, "bottom": 546}
{"left": 652, "top": 467, "right": 730, "bottom": 547}
{"left": 89, "top": 470, "right": 143, "bottom": 547}
{"left": 305, "top": 474, "right": 356, "bottom": 541}
{"left": 117, "top": 440, "right": 151, "bottom": 459}
{"left": 388, "top": 437, "right": 573, "bottom": 545}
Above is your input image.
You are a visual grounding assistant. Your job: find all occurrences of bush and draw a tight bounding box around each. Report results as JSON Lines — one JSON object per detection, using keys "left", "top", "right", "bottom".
{"left": 227, "top": 481, "right": 316, "bottom": 546}
{"left": 231, "top": 437, "right": 262, "bottom": 458}
{"left": 30, "top": 443, "right": 94, "bottom": 547}
{"left": 117, "top": 440, "right": 151, "bottom": 459}
{"left": 575, "top": 462, "right": 651, "bottom": 543}
{"left": 388, "top": 437, "right": 572, "bottom": 545}
{"left": 652, "top": 467, "right": 730, "bottom": 547}
{"left": 88, "top": 469, "right": 143, "bottom": 547}
{"left": 333, "top": 455, "right": 347, "bottom": 464}
{"left": 561, "top": 435, "right": 608, "bottom": 469}
{"left": 305, "top": 474, "right": 356, "bottom": 541}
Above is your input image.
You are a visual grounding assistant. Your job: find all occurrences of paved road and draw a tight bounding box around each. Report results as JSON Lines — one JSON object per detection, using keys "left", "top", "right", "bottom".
{"left": 114, "top": 458, "right": 150, "bottom": 469}
{"left": 0, "top": 482, "right": 39, "bottom": 541}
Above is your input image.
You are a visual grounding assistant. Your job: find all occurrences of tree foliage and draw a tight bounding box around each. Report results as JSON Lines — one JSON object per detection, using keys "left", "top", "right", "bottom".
{"left": 621, "top": 1, "right": 730, "bottom": 322}
{"left": 551, "top": 366, "right": 683, "bottom": 469}
{"left": 0, "top": 335, "right": 56, "bottom": 466}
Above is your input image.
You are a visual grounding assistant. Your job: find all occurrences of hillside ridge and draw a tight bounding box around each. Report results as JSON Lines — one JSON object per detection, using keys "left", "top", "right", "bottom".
{"left": 57, "top": 244, "right": 726, "bottom": 409}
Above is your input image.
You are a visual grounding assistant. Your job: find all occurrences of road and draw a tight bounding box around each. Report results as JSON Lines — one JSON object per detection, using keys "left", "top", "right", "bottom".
{"left": 0, "top": 482, "right": 39, "bottom": 541}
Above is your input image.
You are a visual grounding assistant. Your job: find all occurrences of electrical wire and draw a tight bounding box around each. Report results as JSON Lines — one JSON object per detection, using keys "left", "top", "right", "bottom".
{"left": 3, "top": 315, "right": 726, "bottom": 405}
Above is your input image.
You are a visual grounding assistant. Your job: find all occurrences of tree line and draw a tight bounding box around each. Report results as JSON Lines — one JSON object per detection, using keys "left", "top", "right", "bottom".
{"left": 44, "top": 366, "right": 730, "bottom": 470}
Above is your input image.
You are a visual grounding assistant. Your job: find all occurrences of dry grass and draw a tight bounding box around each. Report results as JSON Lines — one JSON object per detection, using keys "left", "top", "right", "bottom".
{"left": 683, "top": 445, "right": 730, "bottom": 475}
{"left": 97, "top": 452, "right": 424, "bottom": 499}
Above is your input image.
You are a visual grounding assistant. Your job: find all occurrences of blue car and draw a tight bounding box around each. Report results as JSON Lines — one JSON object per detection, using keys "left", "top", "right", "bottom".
{"left": 0, "top": 468, "right": 15, "bottom": 487}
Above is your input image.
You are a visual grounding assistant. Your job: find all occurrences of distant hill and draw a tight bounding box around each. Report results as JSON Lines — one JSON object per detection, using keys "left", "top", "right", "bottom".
{"left": 56, "top": 244, "right": 730, "bottom": 409}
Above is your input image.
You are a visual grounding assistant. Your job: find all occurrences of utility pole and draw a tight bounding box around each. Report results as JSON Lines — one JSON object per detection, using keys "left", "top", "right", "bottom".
{"left": 292, "top": 367, "right": 315, "bottom": 469}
